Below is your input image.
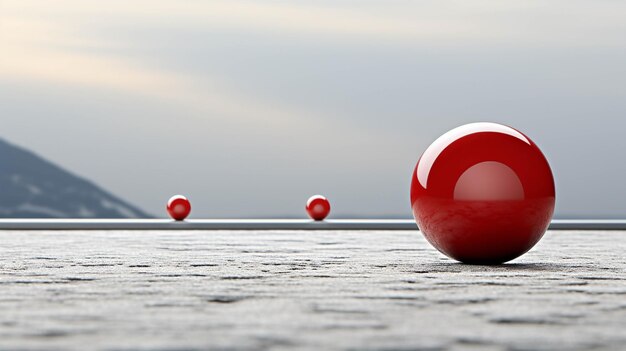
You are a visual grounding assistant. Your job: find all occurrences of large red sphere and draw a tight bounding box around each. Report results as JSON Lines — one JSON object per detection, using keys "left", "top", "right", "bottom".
{"left": 167, "top": 195, "right": 191, "bottom": 221}
{"left": 306, "top": 195, "right": 331, "bottom": 221}
{"left": 410, "top": 123, "right": 555, "bottom": 264}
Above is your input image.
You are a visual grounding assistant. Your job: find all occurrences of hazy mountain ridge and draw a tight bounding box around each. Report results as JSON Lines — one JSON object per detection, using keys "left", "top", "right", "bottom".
{"left": 0, "top": 138, "right": 151, "bottom": 218}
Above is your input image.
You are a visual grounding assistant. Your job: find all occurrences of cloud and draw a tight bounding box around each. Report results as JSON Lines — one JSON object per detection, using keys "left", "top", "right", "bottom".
{"left": 6, "top": 0, "right": 626, "bottom": 48}
{"left": 2, "top": 0, "right": 471, "bottom": 41}
{"left": 0, "top": 15, "right": 325, "bottom": 138}
{"left": 0, "top": 7, "right": 407, "bottom": 169}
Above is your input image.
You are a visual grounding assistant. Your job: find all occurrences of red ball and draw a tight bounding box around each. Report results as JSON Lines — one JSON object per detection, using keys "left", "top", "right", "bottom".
{"left": 306, "top": 195, "right": 331, "bottom": 221}
{"left": 167, "top": 195, "right": 191, "bottom": 221}
{"left": 410, "top": 123, "right": 555, "bottom": 264}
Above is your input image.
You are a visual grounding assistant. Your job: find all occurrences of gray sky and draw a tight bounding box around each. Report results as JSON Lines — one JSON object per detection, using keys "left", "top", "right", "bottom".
{"left": 1, "top": 0, "right": 626, "bottom": 218}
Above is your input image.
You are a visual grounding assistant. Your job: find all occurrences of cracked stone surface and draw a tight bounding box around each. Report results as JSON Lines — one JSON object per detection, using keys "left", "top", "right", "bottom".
{"left": 0, "top": 230, "right": 625, "bottom": 351}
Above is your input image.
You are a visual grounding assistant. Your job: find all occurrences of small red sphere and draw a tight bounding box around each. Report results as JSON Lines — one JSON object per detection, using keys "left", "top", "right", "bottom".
{"left": 306, "top": 195, "right": 331, "bottom": 221}
{"left": 411, "top": 123, "right": 555, "bottom": 264}
{"left": 167, "top": 195, "right": 191, "bottom": 221}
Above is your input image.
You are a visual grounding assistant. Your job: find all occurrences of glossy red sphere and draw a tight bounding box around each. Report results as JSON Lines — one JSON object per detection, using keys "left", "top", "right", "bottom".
{"left": 306, "top": 195, "right": 331, "bottom": 221}
{"left": 167, "top": 195, "right": 191, "bottom": 221}
{"left": 410, "top": 123, "right": 555, "bottom": 264}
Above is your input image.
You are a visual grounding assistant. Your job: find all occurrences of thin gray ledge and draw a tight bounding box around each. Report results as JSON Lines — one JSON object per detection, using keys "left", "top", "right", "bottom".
{"left": 0, "top": 219, "right": 625, "bottom": 230}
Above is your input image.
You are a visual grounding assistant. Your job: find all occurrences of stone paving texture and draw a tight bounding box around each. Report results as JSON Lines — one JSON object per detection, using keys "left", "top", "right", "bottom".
{"left": 0, "top": 230, "right": 624, "bottom": 351}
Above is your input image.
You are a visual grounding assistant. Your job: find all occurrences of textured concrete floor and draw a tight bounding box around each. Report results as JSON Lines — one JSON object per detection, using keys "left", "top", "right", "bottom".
{"left": 0, "top": 230, "right": 624, "bottom": 351}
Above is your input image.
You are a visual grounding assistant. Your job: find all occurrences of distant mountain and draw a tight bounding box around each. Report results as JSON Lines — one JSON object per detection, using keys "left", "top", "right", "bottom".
{"left": 0, "top": 138, "right": 151, "bottom": 218}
